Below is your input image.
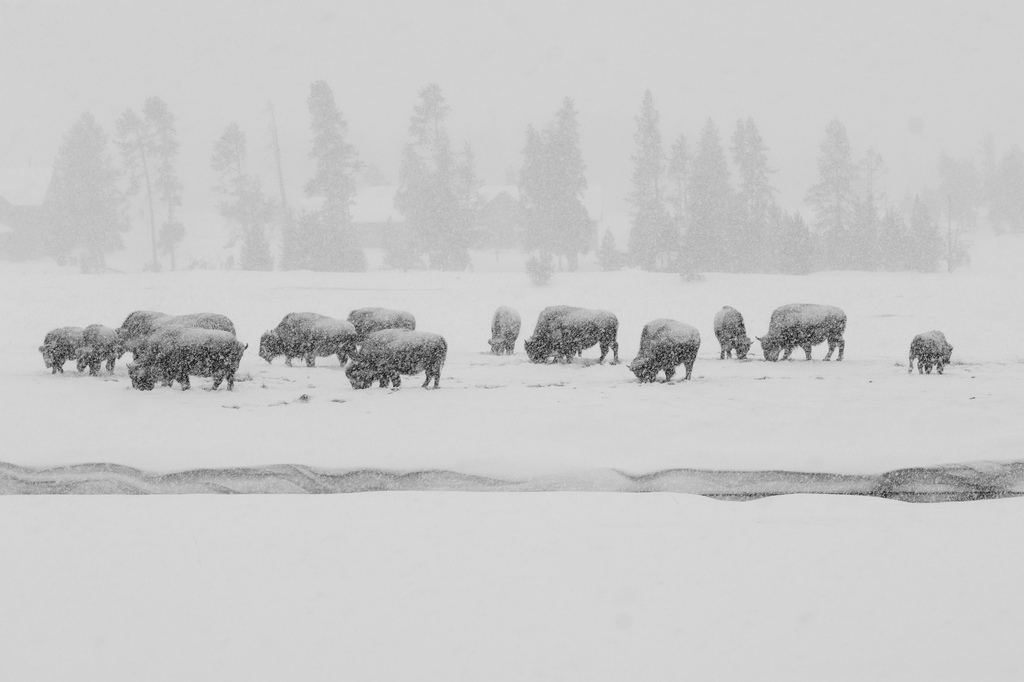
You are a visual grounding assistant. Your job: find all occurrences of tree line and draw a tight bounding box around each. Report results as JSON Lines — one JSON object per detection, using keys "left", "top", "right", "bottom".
{"left": 43, "top": 84, "right": 1023, "bottom": 274}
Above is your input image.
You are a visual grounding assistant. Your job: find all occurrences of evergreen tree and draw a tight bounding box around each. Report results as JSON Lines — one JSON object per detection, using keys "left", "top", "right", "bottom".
{"left": 731, "top": 117, "right": 775, "bottom": 272}
{"left": 597, "top": 230, "right": 624, "bottom": 271}
{"left": 776, "top": 211, "right": 813, "bottom": 275}
{"left": 667, "top": 134, "right": 690, "bottom": 223}
{"left": 144, "top": 97, "right": 184, "bottom": 270}
{"left": 284, "top": 80, "right": 366, "bottom": 271}
{"left": 518, "top": 124, "right": 549, "bottom": 255}
{"left": 545, "top": 98, "right": 592, "bottom": 270}
{"left": 878, "top": 207, "right": 912, "bottom": 271}
{"left": 908, "top": 197, "right": 941, "bottom": 272}
{"left": 395, "top": 84, "right": 474, "bottom": 270}
{"left": 991, "top": 145, "right": 1024, "bottom": 232}
{"left": 686, "top": 118, "right": 733, "bottom": 272}
{"left": 211, "top": 123, "right": 274, "bottom": 270}
{"left": 47, "top": 112, "right": 128, "bottom": 271}
{"left": 627, "top": 90, "right": 674, "bottom": 270}
{"left": 115, "top": 107, "right": 159, "bottom": 270}
{"left": 806, "top": 118, "right": 858, "bottom": 269}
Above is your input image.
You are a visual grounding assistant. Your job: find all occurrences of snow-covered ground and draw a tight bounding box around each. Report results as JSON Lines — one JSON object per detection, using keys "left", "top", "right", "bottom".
{"left": 2, "top": 233, "right": 1024, "bottom": 679}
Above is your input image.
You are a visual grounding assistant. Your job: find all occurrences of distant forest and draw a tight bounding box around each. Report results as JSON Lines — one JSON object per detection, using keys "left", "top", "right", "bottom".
{"left": 42, "top": 83, "right": 1023, "bottom": 276}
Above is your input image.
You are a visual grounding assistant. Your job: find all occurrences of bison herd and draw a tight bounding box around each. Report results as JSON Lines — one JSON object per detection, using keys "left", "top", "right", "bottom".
{"left": 37, "top": 302, "right": 955, "bottom": 392}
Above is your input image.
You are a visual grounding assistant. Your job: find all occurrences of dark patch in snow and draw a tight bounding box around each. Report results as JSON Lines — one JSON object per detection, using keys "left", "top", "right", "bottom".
{"left": 2, "top": 460, "right": 1023, "bottom": 502}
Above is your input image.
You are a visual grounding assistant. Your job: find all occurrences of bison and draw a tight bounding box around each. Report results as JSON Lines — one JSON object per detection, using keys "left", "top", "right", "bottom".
{"left": 909, "top": 330, "right": 953, "bottom": 374}
{"left": 714, "top": 306, "right": 752, "bottom": 360}
{"left": 757, "top": 304, "right": 846, "bottom": 362}
{"left": 75, "top": 324, "right": 124, "bottom": 375}
{"left": 39, "top": 326, "right": 85, "bottom": 374}
{"left": 345, "top": 329, "right": 447, "bottom": 389}
{"left": 259, "top": 313, "right": 357, "bottom": 367}
{"left": 116, "top": 311, "right": 236, "bottom": 357}
{"left": 347, "top": 307, "right": 416, "bottom": 345}
{"left": 488, "top": 305, "right": 521, "bottom": 355}
{"left": 128, "top": 326, "right": 247, "bottom": 391}
{"left": 524, "top": 306, "right": 620, "bottom": 365}
{"left": 629, "top": 319, "right": 701, "bottom": 383}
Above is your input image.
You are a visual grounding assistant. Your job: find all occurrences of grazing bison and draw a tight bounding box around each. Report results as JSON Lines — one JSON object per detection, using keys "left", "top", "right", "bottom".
{"left": 76, "top": 324, "right": 124, "bottom": 375}
{"left": 345, "top": 329, "right": 447, "bottom": 389}
{"left": 39, "top": 326, "right": 85, "bottom": 374}
{"left": 757, "top": 304, "right": 846, "bottom": 362}
{"left": 347, "top": 307, "right": 416, "bottom": 345}
{"left": 629, "top": 319, "right": 701, "bottom": 383}
{"left": 128, "top": 326, "right": 247, "bottom": 391}
{"left": 524, "top": 306, "right": 620, "bottom": 364}
{"left": 714, "top": 306, "right": 752, "bottom": 360}
{"left": 909, "top": 330, "right": 953, "bottom": 374}
{"left": 488, "top": 305, "right": 521, "bottom": 355}
{"left": 259, "top": 313, "right": 357, "bottom": 367}
{"left": 117, "top": 310, "right": 236, "bottom": 356}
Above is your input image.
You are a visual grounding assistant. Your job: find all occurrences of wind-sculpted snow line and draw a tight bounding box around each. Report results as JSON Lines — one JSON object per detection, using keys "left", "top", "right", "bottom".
{"left": 1, "top": 460, "right": 1023, "bottom": 501}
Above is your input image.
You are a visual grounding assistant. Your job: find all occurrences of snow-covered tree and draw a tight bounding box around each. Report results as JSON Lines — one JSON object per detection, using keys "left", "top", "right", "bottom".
{"left": 47, "top": 112, "right": 128, "bottom": 271}
{"left": 211, "top": 123, "right": 274, "bottom": 271}
{"left": 627, "top": 90, "right": 674, "bottom": 270}
{"left": 806, "top": 118, "right": 858, "bottom": 269}
{"left": 686, "top": 118, "right": 733, "bottom": 272}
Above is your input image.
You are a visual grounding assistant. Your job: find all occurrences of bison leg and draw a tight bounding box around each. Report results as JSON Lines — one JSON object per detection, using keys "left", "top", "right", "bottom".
{"left": 781, "top": 347, "right": 793, "bottom": 361}
{"left": 937, "top": 362, "right": 945, "bottom": 375}
{"left": 106, "top": 358, "right": 116, "bottom": 373}
{"left": 211, "top": 374, "right": 223, "bottom": 390}
{"left": 664, "top": 367, "right": 676, "bottom": 382}
{"left": 305, "top": 354, "right": 316, "bottom": 367}
{"left": 284, "top": 357, "right": 293, "bottom": 367}
{"left": 837, "top": 339, "right": 845, "bottom": 361}
{"left": 683, "top": 361, "right": 694, "bottom": 380}
{"left": 611, "top": 341, "right": 619, "bottom": 365}
{"left": 908, "top": 354, "right": 915, "bottom": 373}
{"left": 179, "top": 373, "right": 191, "bottom": 391}
{"left": 391, "top": 373, "right": 401, "bottom": 389}
{"left": 803, "top": 344, "right": 814, "bottom": 360}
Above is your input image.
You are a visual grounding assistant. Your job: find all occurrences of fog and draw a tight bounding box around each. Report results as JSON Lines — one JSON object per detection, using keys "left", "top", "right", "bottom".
{"left": 3, "top": 0, "right": 1023, "bottom": 227}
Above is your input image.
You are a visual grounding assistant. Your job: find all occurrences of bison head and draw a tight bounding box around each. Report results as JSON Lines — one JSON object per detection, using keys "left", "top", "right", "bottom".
{"left": 735, "top": 335, "right": 753, "bottom": 360}
{"left": 39, "top": 345, "right": 54, "bottom": 368}
{"left": 345, "top": 362, "right": 376, "bottom": 390}
{"left": 127, "top": 362, "right": 157, "bottom": 391}
{"left": 75, "top": 346, "right": 93, "bottom": 372}
{"left": 628, "top": 358, "right": 658, "bottom": 383}
{"left": 258, "top": 331, "right": 280, "bottom": 363}
{"left": 524, "top": 337, "right": 549, "bottom": 363}
{"left": 757, "top": 335, "right": 782, "bottom": 362}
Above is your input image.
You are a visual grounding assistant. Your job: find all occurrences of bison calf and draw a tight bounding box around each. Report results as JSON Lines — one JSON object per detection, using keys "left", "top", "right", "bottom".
{"left": 128, "top": 326, "right": 247, "bottom": 391}
{"left": 909, "top": 330, "right": 953, "bottom": 374}
{"left": 76, "top": 324, "right": 124, "bottom": 375}
{"left": 714, "top": 306, "right": 752, "bottom": 360}
{"left": 260, "top": 312, "right": 357, "bottom": 367}
{"left": 758, "top": 303, "right": 846, "bottom": 362}
{"left": 39, "top": 326, "right": 85, "bottom": 374}
{"left": 345, "top": 329, "right": 447, "bottom": 389}
{"left": 629, "top": 319, "right": 701, "bottom": 382}
{"left": 488, "top": 305, "right": 521, "bottom": 355}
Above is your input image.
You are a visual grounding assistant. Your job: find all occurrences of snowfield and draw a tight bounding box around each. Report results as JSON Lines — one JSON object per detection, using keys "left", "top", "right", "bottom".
{"left": 2, "top": 233, "right": 1024, "bottom": 679}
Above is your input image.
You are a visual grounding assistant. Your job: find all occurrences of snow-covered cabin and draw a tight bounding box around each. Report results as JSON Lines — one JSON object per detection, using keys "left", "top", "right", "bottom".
{"left": 0, "top": 167, "right": 52, "bottom": 260}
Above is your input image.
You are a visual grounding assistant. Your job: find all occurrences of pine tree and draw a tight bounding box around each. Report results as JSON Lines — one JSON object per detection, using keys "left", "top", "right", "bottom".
{"left": 284, "top": 80, "right": 366, "bottom": 271}
{"left": 597, "top": 230, "right": 623, "bottom": 271}
{"left": 776, "top": 211, "right": 813, "bottom": 275}
{"left": 806, "top": 119, "right": 859, "bottom": 269}
{"left": 115, "top": 107, "right": 160, "bottom": 270}
{"left": 144, "top": 97, "right": 184, "bottom": 270}
{"left": 991, "top": 145, "right": 1024, "bottom": 232}
{"left": 545, "top": 98, "right": 593, "bottom": 270}
{"left": 211, "top": 123, "right": 274, "bottom": 270}
{"left": 731, "top": 118, "right": 775, "bottom": 272}
{"left": 518, "top": 124, "right": 549, "bottom": 255}
{"left": 878, "top": 207, "right": 911, "bottom": 271}
{"left": 686, "top": 118, "right": 733, "bottom": 272}
{"left": 908, "top": 197, "right": 941, "bottom": 272}
{"left": 47, "top": 113, "right": 128, "bottom": 271}
{"left": 627, "top": 90, "right": 673, "bottom": 270}
{"left": 395, "top": 84, "right": 474, "bottom": 270}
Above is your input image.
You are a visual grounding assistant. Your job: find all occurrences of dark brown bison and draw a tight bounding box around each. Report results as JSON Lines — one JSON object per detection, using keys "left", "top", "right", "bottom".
{"left": 629, "top": 319, "right": 701, "bottom": 382}
{"left": 75, "top": 324, "right": 124, "bottom": 375}
{"left": 757, "top": 304, "right": 846, "bottom": 361}
{"left": 347, "top": 307, "right": 416, "bottom": 344}
{"left": 259, "top": 313, "right": 357, "bottom": 367}
{"left": 488, "top": 305, "right": 521, "bottom": 355}
{"left": 345, "top": 329, "right": 447, "bottom": 389}
{"left": 714, "top": 306, "right": 752, "bottom": 360}
{"left": 39, "top": 326, "right": 85, "bottom": 374}
{"left": 128, "top": 326, "right": 247, "bottom": 391}
{"left": 117, "top": 311, "right": 236, "bottom": 356}
{"left": 524, "top": 306, "right": 619, "bottom": 364}
{"left": 909, "top": 330, "right": 953, "bottom": 374}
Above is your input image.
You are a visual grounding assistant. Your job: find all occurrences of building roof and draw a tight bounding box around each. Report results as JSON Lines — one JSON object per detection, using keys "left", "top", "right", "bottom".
{"left": 0, "top": 167, "right": 52, "bottom": 206}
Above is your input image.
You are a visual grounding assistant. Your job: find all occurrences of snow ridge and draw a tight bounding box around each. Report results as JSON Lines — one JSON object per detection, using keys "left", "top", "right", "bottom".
{"left": 2, "top": 460, "right": 1023, "bottom": 502}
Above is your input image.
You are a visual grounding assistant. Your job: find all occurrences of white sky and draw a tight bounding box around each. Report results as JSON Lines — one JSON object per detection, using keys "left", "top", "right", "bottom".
{"left": 2, "top": 0, "right": 1023, "bottom": 217}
